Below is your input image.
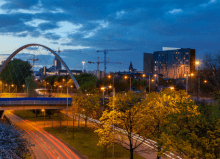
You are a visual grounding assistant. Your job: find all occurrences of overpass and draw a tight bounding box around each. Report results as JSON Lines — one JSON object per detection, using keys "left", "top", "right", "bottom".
{"left": 0, "top": 97, "right": 72, "bottom": 119}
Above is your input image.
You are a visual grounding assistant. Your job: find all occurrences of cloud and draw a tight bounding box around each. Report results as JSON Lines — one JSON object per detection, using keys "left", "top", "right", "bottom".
{"left": 38, "top": 22, "right": 59, "bottom": 31}
{"left": 168, "top": 9, "right": 183, "bottom": 14}
{"left": 43, "top": 33, "right": 61, "bottom": 40}
{"left": 1, "top": 0, "right": 39, "bottom": 9}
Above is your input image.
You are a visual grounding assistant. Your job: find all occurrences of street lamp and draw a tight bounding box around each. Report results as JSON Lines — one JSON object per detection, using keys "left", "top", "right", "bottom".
{"left": 204, "top": 80, "right": 207, "bottom": 83}
{"left": 124, "top": 75, "right": 131, "bottom": 91}
{"left": 66, "top": 86, "right": 69, "bottom": 138}
{"left": 195, "top": 61, "right": 200, "bottom": 98}
{"left": 101, "top": 87, "right": 105, "bottom": 106}
{"left": 42, "top": 109, "right": 45, "bottom": 127}
{"left": 82, "top": 61, "right": 85, "bottom": 73}
{"left": 143, "top": 74, "right": 152, "bottom": 93}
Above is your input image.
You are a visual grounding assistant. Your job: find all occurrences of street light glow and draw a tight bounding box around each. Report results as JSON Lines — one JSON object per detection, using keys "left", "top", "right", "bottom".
{"left": 101, "top": 87, "right": 105, "bottom": 90}
{"left": 151, "top": 79, "right": 154, "bottom": 82}
{"left": 109, "top": 85, "right": 112, "bottom": 89}
{"left": 124, "top": 75, "right": 128, "bottom": 79}
{"left": 191, "top": 73, "right": 194, "bottom": 76}
{"left": 108, "top": 75, "right": 111, "bottom": 78}
{"left": 154, "top": 74, "right": 157, "bottom": 77}
{"left": 41, "top": 109, "right": 45, "bottom": 112}
{"left": 195, "top": 61, "right": 200, "bottom": 65}
{"left": 204, "top": 80, "right": 207, "bottom": 83}
{"left": 170, "top": 86, "right": 174, "bottom": 90}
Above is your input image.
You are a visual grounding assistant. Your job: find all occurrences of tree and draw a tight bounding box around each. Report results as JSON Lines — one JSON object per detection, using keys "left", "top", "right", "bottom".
{"left": 25, "top": 76, "right": 38, "bottom": 97}
{"left": 96, "top": 91, "right": 147, "bottom": 159}
{"left": 0, "top": 121, "right": 32, "bottom": 159}
{"left": 68, "top": 73, "right": 97, "bottom": 93}
{"left": 140, "top": 89, "right": 200, "bottom": 159}
{"left": 72, "top": 93, "right": 101, "bottom": 129}
{"left": 0, "top": 59, "right": 32, "bottom": 88}
{"left": 202, "top": 52, "right": 220, "bottom": 96}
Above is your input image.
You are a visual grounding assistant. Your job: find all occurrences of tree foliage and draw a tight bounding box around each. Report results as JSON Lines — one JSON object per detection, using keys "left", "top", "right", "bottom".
{"left": 25, "top": 76, "right": 38, "bottom": 97}
{"left": 0, "top": 59, "right": 32, "bottom": 87}
{"left": 96, "top": 92, "right": 146, "bottom": 159}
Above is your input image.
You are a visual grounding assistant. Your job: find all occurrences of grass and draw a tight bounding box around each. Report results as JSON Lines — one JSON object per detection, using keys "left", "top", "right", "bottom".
{"left": 13, "top": 110, "right": 144, "bottom": 159}
{"left": 45, "top": 126, "right": 144, "bottom": 159}
{"left": 13, "top": 110, "right": 67, "bottom": 121}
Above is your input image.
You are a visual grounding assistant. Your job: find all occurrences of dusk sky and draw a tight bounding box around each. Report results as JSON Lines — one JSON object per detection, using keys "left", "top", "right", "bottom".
{"left": 0, "top": 0, "right": 219, "bottom": 72}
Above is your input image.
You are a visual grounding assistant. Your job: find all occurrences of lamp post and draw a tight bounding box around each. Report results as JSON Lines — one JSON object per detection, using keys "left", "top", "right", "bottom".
{"left": 66, "top": 86, "right": 69, "bottom": 138}
{"left": 42, "top": 109, "right": 45, "bottom": 127}
{"left": 195, "top": 61, "right": 200, "bottom": 98}
{"left": 124, "top": 75, "right": 131, "bottom": 91}
{"left": 82, "top": 61, "right": 85, "bottom": 73}
{"left": 101, "top": 87, "right": 105, "bottom": 106}
{"left": 107, "top": 74, "right": 115, "bottom": 159}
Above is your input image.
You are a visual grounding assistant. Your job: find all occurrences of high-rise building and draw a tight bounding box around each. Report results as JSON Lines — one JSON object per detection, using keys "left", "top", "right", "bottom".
{"left": 54, "top": 56, "right": 61, "bottom": 70}
{"left": 143, "top": 48, "right": 195, "bottom": 79}
{"left": 143, "top": 53, "right": 153, "bottom": 73}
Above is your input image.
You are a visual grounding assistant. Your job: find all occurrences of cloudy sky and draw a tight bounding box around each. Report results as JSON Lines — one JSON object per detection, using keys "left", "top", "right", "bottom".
{"left": 0, "top": 0, "right": 219, "bottom": 72}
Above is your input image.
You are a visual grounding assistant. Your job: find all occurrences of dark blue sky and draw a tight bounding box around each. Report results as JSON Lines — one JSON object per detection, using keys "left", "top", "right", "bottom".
{"left": 0, "top": 0, "right": 219, "bottom": 72}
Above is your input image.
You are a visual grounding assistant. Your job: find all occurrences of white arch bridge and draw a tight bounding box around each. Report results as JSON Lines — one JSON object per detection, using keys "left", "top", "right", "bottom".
{"left": 0, "top": 43, "right": 81, "bottom": 119}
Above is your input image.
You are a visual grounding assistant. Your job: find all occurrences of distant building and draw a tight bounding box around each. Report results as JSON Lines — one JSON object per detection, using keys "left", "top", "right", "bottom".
{"left": 143, "top": 53, "right": 153, "bottom": 73}
{"left": 143, "top": 48, "right": 195, "bottom": 79}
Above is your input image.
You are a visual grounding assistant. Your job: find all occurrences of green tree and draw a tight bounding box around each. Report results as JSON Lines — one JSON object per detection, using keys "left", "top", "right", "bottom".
{"left": 25, "top": 76, "right": 38, "bottom": 97}
{"left": 0, "top": 59, "right": 32, "bottom": 90}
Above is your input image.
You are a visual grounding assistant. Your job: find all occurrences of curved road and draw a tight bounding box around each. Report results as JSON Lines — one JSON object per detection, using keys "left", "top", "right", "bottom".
{"left": 5, "top": 110, "right": 82, "bottom": 159}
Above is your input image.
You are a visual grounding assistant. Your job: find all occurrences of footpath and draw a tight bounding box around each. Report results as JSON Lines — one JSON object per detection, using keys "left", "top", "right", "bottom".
{"left": 61, "top": 110, "right": 180, "bottom": 159}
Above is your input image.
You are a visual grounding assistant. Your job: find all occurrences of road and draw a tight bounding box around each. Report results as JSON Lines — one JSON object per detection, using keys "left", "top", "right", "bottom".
{"left": 4, "top": 110, "right": 82, "bottom": 159}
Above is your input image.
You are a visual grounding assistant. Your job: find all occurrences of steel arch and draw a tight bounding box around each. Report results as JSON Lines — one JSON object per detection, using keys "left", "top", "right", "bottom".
{"left": 0, "top": 43, "right": 80, "bottom": 89}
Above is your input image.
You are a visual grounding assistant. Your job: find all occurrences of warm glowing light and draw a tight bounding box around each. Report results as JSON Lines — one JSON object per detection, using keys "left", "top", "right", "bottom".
{"left": 108, "top": 75, "right": 111, "bottom": 78}
{"left": 195, "top": 61, "right": 200, "bottom": 65}
{"left": 184, "top": 74, "right": 187, "bottom": 77}
{"left": 47, "top": 82, "right": 49, "bottom": 84}
{"left": 71, "top": 85, "right": 73, "bottom": 88}
{"left": 191, "top": 73, "right": 194, "bottom": 76}
{"left": 59, "top": 85, "right": 62, "bottom": 88}
{"left": 22, "top": 84, "right": 25, "bottom": 87}
{"left": 204, "top": 80, "right": 207, "bottom": 83}
{"left": 82, "top": 61, "right": 85, "bottom": 64}
{"left": 154, "top": 74, "right": 157, "bottom": 77}
{"left": 170, "top": 86, "right": 174, "bottom": 90}
{"left": 101, "top": 87, "right": 105, "bottom": 90}
{"left": 11, "top": 84, "right": 14, "bottom": 87}
{"left": 42, "top": 109, "right": 45, "bottom": 112}
{"left": 124, "top": 75, "right": 128, "bottom": 79}
{"left": 142, "top": 74, "right": 146, "bottom": 78}
{"left": 109, "top": 85, "right": 112, "bottom": 89}
{"left": 151, "top": 79, "right": 154, "bottom": 82}
{"left": 5, "top": 84, "right": 7, "bottom": 86}
{"left": 62, "top": 79, "right": 65, "bottom": 82}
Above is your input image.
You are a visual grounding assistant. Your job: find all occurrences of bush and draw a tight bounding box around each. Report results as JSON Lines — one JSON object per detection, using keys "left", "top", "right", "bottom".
{"left": 0, "top": 121, "right": 32, "bottom": 159}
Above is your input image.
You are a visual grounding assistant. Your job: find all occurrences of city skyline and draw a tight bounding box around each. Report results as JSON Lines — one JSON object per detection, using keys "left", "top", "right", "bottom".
{"left": 0, "top": 0, "right": 219, "bottom": 72}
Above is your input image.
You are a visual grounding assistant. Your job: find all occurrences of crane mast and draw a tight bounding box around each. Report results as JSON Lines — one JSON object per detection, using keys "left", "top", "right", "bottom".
{"left": 28, "top": 55, "right": 39, "bottom": 73}
{"left": 87, "top": 57, "right": 122, "bottom": 71}
{"left": 97, "top": 49, "right": 131, "bottom": 74}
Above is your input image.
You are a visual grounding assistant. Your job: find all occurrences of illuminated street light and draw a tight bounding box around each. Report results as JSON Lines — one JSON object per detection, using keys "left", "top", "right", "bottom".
{"left": 82, "top": 61, "right": 85, "bottom": 73}
{"left": 142, "top": 74, "right": 146, "bottom": 78}
{"left": 154, "top": 74, "right": 157, "bottom": 77}
{"left": 109, "top": 85, "right": 112, "bottom": 89}
{"left": 108, "top": 75, "right": 111, "bottom": 79}
{"left": 42, "top": 109, "right": 45, "bottom": 127}
{"left": 151, "top": 79, "right": 154, "bottom": 82}
{"left": 170, "top": 86, "right": 174, "bottom": 90}
{"left": 124, "top": 75, "right": 131, "bottom": 91}
{"left": 101, "top": 87, "right": 105, "bottom": 105}
{"left": 195, "top": 61, "right": 200, "bottom": 99}
{"left": 190, "top": 73, "right": 194, "bottom": 76}
{"left": 204, "top": 80, "right": 207, "bottom": 83}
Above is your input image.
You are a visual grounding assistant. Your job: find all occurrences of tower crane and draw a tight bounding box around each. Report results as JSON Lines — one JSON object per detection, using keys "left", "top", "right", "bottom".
{"left": 97, "top": 49, "right": 132, "bottom": 74}
{"left": 28, "top": 55, "right": 39, "bottom": 73}
{"left": 88, "top": 57, "right": 122, "bottom": 71}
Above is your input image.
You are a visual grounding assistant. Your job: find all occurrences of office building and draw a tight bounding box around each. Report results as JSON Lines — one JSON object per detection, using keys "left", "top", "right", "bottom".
{"left": 143, "top": 53, "right": 153, "bottom": 73}
{"left": 143, "top": 48, "right": 195, "bottom": 79}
